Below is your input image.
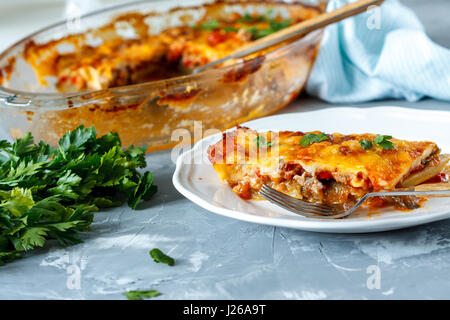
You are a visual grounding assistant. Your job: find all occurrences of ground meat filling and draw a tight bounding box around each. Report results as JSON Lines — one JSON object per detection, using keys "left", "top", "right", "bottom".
{"left": 365, "top": 195, "right": 422, "bottom": 210}
{"left": 229, "top": 162, "right": 424, "bottom": 211}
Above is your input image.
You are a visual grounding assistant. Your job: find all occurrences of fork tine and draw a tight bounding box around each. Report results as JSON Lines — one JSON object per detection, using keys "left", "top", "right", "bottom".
{"left": 259, "top": 189, "right": 333, "bottom": 215}
{"left": 261, "top": 185, "right": 332, "bottom": 210}
{"left": 259, "top": 189, "right": 337, "bottom": 216}
{"left": 259, "top": 189, "right": 349, "bottom": 219}
{"left": 260, "top": 185, "right": 334, "bottom": 213}
{"left": 259, "top": 189, "right": 325, "bottom": 217}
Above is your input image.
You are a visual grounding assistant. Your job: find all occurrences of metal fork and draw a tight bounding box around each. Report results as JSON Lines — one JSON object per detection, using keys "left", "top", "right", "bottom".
{"left": 258, "top": 184, "right": 450, "bottom": 219}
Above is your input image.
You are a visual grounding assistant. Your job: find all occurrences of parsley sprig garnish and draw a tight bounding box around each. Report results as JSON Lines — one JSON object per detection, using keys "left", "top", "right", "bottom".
{"left": 254, "top": 136, "right": 273, "bottom": 148}
{"left": 193, "top": 19, "right": 220, "bottom": 30}
{"left": 299, "top": 133, "right": 329, "bottom": 147}
{"left": 359, "top": 138, "right": 373, "bottom": 150}
{"left": 238, "top": 8, "right": 274, "bottom": 23}
{"left": 238, "top": 13, "right": 265, "bottom": 23}
{"left": 245, "top": 19, "right": 292, "bottom": 40}
{"left": 194, "top": 9, "right": 291, "bottom": 39}
{"left": 223, "top": 26, "right": 238, "bottom": 33}
{"left": 359, "top": 135, "right": 394, "bottom": 150}
{"left": 150, "top": 248, "right": 175, "bottom": 266}
{"left": 0, "top": 125, "right": 157, "bottom": 266}
{"left": 238, "top": 9, "right": 291, "bottom": 40}
{"left": 374, "top": 135, "right": 395, "bottom": 149}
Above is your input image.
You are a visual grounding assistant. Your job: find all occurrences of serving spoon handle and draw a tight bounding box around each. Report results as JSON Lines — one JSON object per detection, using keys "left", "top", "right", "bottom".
{"left": 193, "top": 0, "right": 384, "bottom": 74}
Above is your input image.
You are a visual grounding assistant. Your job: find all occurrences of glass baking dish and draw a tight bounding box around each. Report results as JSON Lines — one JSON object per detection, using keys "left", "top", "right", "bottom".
{"left": 0, "top": 0, "right": 327, "bottom": 151}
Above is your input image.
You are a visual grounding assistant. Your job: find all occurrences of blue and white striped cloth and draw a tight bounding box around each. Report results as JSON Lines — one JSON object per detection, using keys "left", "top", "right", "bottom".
{"left": 306, "top": 0, "right": 450, "bottom": 103}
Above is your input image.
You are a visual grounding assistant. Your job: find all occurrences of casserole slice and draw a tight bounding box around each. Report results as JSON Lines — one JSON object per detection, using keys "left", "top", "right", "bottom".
{"left": 207, "top": 127, "right": 449, "bottom": 210}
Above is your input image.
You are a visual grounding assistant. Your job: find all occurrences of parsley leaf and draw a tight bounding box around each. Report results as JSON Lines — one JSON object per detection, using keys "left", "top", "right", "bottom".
{"left": 0, "top": 125, "right": 157, "bottom": 265}
{"left": 238, "top": 9, "right": 274, "bottom": 23}
{"left": 359, "top": 135, "right": 394, "bottom": 150}
{"left": 150, "top": 248, "right": 175, "bottom": 266}
{"left": 299, "top": 133, "right": 328, "bottom": 147}
{"left": 374, "top": 135, "right": 395, "bottom": 149}
{"left": 0, "top": 251, "right": 21, "bottom": 266}
{"left": 241, "top": 12, "right": 291, "bottom": 40}
{"left": 223, "top": 26, "right": 238, "bottom": 33}
{"left": 253, "top": 136, "right": 273, "bottom": 148}
{"left": 127, "top": 172, "right": 158, "bottom": 210}
{"left": 123, "top": 289, "right": 161, "bottom": 300}
{"left": 269, "top": 19, "right": 291, "bottom": 31}
{"left": 238, "top": 13, "right": 265, "bottom": 23}
{"left": 58, "top": 125, "right": 97, "bottom": 154}
{"left": 359, "top": 138, "right": 373, "bottom": 150}
{"left": 194, "top": 19, "right": 220, "bottom": 30}
{"left": 0, "top": 188, "right": 34, "bottom": 217}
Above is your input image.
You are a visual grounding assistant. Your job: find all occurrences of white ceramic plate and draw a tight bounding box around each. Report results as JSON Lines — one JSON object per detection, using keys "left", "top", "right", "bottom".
{"left": 173, "top": 107, "right": 450, "bottom": 233}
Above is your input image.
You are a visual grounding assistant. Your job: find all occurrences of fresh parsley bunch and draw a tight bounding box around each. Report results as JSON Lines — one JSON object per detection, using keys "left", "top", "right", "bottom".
{"left": 0, "top": 125, "right": 157, "bottom": 265}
